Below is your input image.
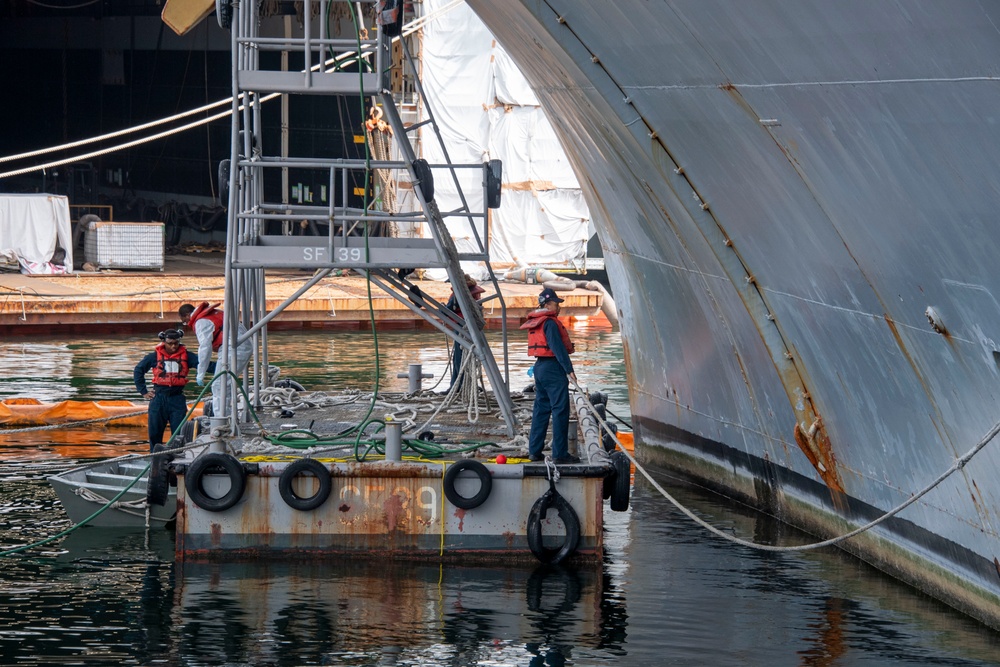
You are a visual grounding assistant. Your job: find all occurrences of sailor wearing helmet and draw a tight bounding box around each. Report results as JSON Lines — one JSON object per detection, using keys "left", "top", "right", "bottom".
{"left": 133, "top": 329, "right": 201, "bottom": 451}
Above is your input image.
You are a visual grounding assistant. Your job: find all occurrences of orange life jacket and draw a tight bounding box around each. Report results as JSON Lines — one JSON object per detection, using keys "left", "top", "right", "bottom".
{"left": 152, "top": 344, "right": 190, "bottom": 387}
{"left": 520, "top": 309, "right": 575, "bottom": 357}
{"left": 188, "top": 302, "right": 225, "bottom": 351}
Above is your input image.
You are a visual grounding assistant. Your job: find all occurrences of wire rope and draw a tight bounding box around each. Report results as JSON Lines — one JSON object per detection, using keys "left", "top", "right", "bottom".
{"left": 571, "top": 380, "right": 1000, "bottom": 553}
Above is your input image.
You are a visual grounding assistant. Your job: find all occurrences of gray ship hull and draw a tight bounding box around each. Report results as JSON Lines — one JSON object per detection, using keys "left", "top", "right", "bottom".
{"left": 467, "top": 0, "right": 1000, "bottom": 626}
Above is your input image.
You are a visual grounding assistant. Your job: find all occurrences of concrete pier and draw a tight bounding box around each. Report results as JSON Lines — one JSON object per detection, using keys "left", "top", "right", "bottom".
{"left": 0, "top": 254, "right": 604, "bottom": 334}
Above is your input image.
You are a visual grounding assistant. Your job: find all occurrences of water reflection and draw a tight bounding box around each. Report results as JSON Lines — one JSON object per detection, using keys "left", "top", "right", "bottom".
{"left": 171, "top": 559, "right": 611, "bottom": 666}
{"left": 0, "top": 324, "right": 627, "bottom": 403}
{"left": 3, "top": 328, "right": 1000, "bottom": 664}
{"left": 524, "top": 565, "right": 585, "bottom": 666}
{"left": 0, "top": 469, "right": 996, "bottom": 665}
{"left": 622, "top": 471, "right": 1000, "bottom": 665}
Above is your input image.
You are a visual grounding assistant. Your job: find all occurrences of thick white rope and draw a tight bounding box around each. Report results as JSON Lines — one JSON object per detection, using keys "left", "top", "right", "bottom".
{"left": 73, "top": 485, "right": 152, "bottom": 516}
{"left": 571, "top": 380, "right": 1000, "bottom": 552}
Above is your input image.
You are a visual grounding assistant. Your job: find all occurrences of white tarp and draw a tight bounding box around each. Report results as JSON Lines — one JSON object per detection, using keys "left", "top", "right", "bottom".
{"left": 416, "top": 0, "right": 591, "bottom": 271}
{"left": 0, "top": 194, "right": 73, "bottom": 274}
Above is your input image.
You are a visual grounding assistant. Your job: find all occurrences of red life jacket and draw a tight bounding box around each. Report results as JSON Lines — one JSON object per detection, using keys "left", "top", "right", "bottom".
{"left": 152, "top": 344, "right": 190, "bottom": 387}
{"left": 520, "top": 308, "right": 575, "bottom": 357}
{"left": 188, "top": 302, "right": 225, "bottom": 351}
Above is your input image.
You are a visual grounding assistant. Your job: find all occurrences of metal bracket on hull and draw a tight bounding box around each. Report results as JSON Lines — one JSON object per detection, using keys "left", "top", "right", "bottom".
{"left": 794, "top": 418, "right": 842, "bottom": 493}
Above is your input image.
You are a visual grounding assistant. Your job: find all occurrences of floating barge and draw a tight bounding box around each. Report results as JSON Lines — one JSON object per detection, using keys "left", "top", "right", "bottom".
{"left": 176, "top": 457, "right": 605, "bottom": 562}
{"left": 51, "top": 388, "right": 630, "bottom": 563}
{"left": 45, "top": 0, "right": 631, "bottom": 570}
{"left": 170, "top": 389, "right": 627, "bottom": 563}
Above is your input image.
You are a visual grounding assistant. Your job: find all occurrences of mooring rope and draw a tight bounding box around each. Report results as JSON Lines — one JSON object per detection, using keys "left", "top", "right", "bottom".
{"left": 570, "top": 379, "right": 1000, "bottom": 552}
{"left": 0, "top": 410, "right": 150, "bottom": 433}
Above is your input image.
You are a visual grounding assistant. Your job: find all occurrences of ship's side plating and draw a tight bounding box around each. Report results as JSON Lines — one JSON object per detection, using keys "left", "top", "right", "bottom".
{"left": 467, "top": 0, "right": 1000, "bottom": 626}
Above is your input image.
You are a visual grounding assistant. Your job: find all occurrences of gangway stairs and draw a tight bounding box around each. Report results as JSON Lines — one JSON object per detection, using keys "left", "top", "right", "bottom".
{"left": 214, "top": 0, "right": 518, "bottom": 436}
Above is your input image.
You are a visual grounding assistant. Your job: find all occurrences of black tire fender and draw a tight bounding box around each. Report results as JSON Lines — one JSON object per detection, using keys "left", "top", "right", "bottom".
{"left": 527, "top": 488, "right": 580, "bottom": 565}
{"left": 412, "top": 158, "right": 434, "bottom": 202}
{"left": 273, "top": 379, "right": 305, "bottom": 392}
{"left": 146, "top": 444, "right": 173, "bottom": 507}
{"left": 177, "top": 418, "right": 199, "bottom": 447}
{"left": 278, "top": 459, "right": 332, "bottom": 511}
{"left": 601, "top": 421, "right": 618, "bottom": 453}
{"left": 184, "top": 453, "right": 246, "bottom": 512}
{"left": 588, "top": 391, "right": 608, "bottom": 407}
{"left": 443, "top": 459, "right": 492, "bottom": 510}
{"left": 609, "top": 451, "right": 631, "bottom": 512}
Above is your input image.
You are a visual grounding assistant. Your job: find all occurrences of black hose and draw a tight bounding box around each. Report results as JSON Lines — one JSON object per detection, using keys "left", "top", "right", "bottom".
{"left": 606, "top": 406, "right": 633, "bottom": 430}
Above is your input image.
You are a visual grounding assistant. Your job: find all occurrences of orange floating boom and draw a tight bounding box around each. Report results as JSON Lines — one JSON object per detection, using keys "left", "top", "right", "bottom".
{"left": 0, "top": 398, "right": 202, "bottom": 427}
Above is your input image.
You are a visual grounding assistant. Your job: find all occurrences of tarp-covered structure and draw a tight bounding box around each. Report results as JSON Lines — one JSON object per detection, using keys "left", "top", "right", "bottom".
{"left": 0, "top": 194, "right": 73, "bottom": 274}
{"left": 413, "top": 0, "right": 592, "bottom": 274}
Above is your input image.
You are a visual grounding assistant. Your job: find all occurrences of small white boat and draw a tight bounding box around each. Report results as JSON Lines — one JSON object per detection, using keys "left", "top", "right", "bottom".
{"left": 49, "top": 456, "right": 177, "bottom": 528}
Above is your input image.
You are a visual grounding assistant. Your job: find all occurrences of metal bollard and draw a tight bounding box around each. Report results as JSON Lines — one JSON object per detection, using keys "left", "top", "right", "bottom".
{"left": 208, "top": 417, "right": 229, "bottom": 454}
{"left": 384, "top": 420, "right": 402, "bottom": 462}
{"left": 397, "top": 363, "right": 433, "bottom": 393}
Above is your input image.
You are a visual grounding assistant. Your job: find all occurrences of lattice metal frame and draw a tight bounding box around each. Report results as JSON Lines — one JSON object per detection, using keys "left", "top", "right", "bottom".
{"left": 215, "top": 0, "right": 517, "bottom": 435}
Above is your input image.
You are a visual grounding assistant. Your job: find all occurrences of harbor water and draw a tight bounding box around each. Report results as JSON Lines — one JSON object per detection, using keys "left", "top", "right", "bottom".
{"left": 1, "top": 322, "right": 998, "bottom": 665}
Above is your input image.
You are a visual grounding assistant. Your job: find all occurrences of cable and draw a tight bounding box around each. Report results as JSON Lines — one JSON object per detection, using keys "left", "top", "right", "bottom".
{"left": 606, "top": 406, "right": 632, "bottom": 429}
{"left": 571, "top": 379, "right": 1000, "bottom": 553}
{"left": 0, "top": 410, "right": 149, "bottom": 433}
{"left": 0, "top": 4, "right": 466, "bottom": 174}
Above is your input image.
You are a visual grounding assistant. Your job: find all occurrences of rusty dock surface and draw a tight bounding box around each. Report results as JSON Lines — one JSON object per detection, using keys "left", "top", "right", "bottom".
{"left": 0, "top": 254, "right": 604, "bottom": 335}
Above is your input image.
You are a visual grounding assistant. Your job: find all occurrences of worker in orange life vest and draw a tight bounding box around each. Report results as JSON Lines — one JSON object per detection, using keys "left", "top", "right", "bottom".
{"left": 133, "top": 329, "right": 200, "bottom": 452}
{"left": 520, "top": 287, "right": 579, "bottom": 464}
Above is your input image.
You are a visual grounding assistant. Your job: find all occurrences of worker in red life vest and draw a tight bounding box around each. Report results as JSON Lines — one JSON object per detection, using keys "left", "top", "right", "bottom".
{"left": 178, "top": 302, "right": 252, "bottom": 400}
{"left": 133, "top": 329, "right": 200, "bottom": 452}
{"left": 445, "top": 273, "right": 486, "bottom": 391}
{"left": 520, "top": 287, "right": 579, "bottom": 464}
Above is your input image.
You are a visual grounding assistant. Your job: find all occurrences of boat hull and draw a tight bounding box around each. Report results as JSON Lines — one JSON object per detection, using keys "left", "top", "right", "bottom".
{"left": 467, "top": 0, "right": 1000, "bottom": 626}
{"left": 49, "top": 459, "right": 177, "bottom": 528}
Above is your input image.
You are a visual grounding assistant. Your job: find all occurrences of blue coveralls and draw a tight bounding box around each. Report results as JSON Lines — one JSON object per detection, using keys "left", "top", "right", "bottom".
{"left": 133, "top": 349, "right": 200, "bottom": 451}
{"left": 527, "top": 319, "right": 575, "bottom": 459}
